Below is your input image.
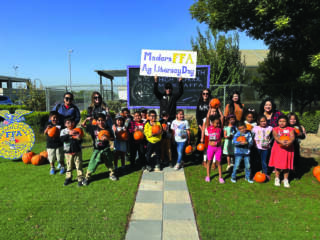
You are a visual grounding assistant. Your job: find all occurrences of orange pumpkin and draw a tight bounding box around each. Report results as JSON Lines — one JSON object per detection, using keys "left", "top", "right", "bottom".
{"left": 91, "top": 119, "right": 97, "bottom": 125}
{"left": 313, "top": 166, "right": 320, "bottom": 178}
{"left": 117, "top": 130, "right": 128, "bottom": 141}
{"left": 209, "top": 98, "right": 220, "bottom": 108}
{"left": 253, "top": 172, "right": 266, "bottom": 183}
{"left": 72, "top": 128, "right": 84, "bottom": 139}
{"left": 162, "top": 123, "right": 167, "bottom": 130}
{"left": 185, "top": 145, "right": 193, "bottom": 155}
{"left": 98, "top": 130, "right": 111, "bottom": 140}
{"left": 279, "top": 135, "right": 290, "bottom": 148}
{"left": 316, "top": 174, "right": 320, "bottom": 182}
{"left": 31, "top": 155, "right": 44, "bottom": 165}
{"left": 294, "top": 127, "right": 300, "bottom": 135}
{"left": 40, "top": 151, "right": 48, "bottom": 159}
{"left": 197, "top": 143, "right": 205, "bottom": 151}
{"left": 48, "top": 126, "right": 59, "bottom": 138}
{"left": 134, "top": 131, "right": 144, "bottom": 141}
{"left": 152, "top": 125, "right": 161, "bottom": 135}
{"left": 246, "top": 124, "right": 253, "bottom": 131}
{"left": 22, "top": 152, "right": 35, "bottom": 164}
{"left": 236, "top": 136, "right": 246, "bottom": 142}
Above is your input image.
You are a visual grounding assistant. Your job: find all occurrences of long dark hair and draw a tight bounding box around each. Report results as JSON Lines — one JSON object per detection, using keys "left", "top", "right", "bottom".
{"left": 287, "top": 112, "right": 300, "bottom": 127}
{"left": 198, "top": 88, "right": 212, "bottom": 103}
{"left": 90, "top": 91, "right": 107, "bottom": 109}
{"left": 227, "top": 91, "right": 243, "bottom": 114}
{"left": 259, "top": 97, "right": 277, "bottom": 115}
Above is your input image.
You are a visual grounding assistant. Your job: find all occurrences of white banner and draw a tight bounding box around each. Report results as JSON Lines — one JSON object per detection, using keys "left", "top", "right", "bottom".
{"left": 140, "top": 49, "right": 197, "bottom": 78}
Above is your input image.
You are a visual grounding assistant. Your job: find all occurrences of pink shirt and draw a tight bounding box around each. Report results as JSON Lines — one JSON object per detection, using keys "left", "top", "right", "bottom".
{"left": 205, "top": 126, "right": 222, "bottom": 144}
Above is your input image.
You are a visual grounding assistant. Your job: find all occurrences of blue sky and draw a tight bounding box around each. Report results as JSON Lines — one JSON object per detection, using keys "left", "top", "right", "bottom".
{"left": 0, "top": 0, "right": 267, "bottom": 87}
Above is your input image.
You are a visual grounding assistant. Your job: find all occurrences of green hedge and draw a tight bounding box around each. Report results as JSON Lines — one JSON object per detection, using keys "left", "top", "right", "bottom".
{"left": 0, "top": 104, "right": 27, "bottom": 113}
{"left": 283, "top": 110, "right": 320, "bottom": 133}
{"left": 25, "top": 112, "right": 50, "bottom": 134}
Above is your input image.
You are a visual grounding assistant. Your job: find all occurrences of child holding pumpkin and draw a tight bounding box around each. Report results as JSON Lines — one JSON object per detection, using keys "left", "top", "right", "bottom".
{"left": 81, "top": 113, "right": 117, "bottom": 185}
{"left": 112, "top": 114, "right": 128, "bottom": 171}
{"left": 223, "top": 114, "right": 237, "bottom": 171}
{"left": 231, "top": 122, "right": 254, "bottom": 183}
{"left": 60, "top": 117, "right": 84, "bottom": 186}
{"left": 202, "top": 115, "right": 224, "bottom": 183}
{"left": 44, "top": 111, "right": 65, "bottom": 175}
{"left": 128, "top": 110, "right": 146, "bottom": 169}
{"left": 269, "top": 115, "right": 295, "bottom": 188}
{"left": 144, "top": 110, "right": 162, "bottom": 172}
{"left": 244, "top": 108, "right": 257, "bottom": 132}
{"left": 171, "top": 109, "right": 190, "bottom": 170}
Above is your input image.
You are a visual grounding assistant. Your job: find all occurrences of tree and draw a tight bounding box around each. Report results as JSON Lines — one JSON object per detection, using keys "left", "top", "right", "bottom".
{"left": 190, "top": 0, "right": 320, "bottom": 112}
{"left": 18, "top": 81, "right": 46, "bottom": 111}
{"left": 191, "top": 28, "right": 245, "bottom": 86}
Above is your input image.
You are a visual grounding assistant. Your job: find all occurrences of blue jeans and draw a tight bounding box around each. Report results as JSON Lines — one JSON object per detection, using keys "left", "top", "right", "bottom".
{"left": 232, "top": 155, "right": 251, "bottom": 180}
{"left": 176, "top": 141, "right": 186, "bottom": 164}
{"left": 257, "top": 149, "right": 269, "bottom": 175}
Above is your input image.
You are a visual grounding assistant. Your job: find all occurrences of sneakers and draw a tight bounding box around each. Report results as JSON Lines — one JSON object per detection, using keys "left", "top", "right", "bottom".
{"left": 64, "top": 178, "right": 72, "bottom": 186}
{"left": 77, "top": 181, "right": 83, "bottom": 187}
{"left": 283, "top": 179, "right": 290, "bottom": 188}
{"left": 57, "top": 163, "right": 61, "bottom": 170}
{"left": 109, "top": 174, "right": 118, "bottom": 181}
{"left": 82, "top": 178, "right": 89, "bottom": 186}
{"left": 245, "top": 178, "right": 254, "bottom": 184}
{"left": 274, "top": 178, "right": 280, "bottom": 187}
{"left": 205, "top": 176, "right": 210, "bottom": 182}
{"left": 174, "top": 163, "right": 180, "bottom": 170}
{"left": 59, "top": 167, "right": 65, "bottom": 175}
{"left": 219, "top": 178, "right": 225, "bottom": 184}
{"left": 154, "top": 165, "right": 161, "bottom": 172}
{"left": 50, "top": 168, "right": 55, "bottom": 175}
{"left": 231, "top": 178, "right": 236, "bottom": 183}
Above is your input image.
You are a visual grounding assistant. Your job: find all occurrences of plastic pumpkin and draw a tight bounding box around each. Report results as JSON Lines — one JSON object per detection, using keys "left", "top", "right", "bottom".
{"left": 72, "top": 128, "right": 84, "bottom": 139}
{"left": 246, "top": 124, "right": 253, "bottom": 131}
{"left": 313, "top": 166, "right": 320, "bottom": 177}
{"left": 253, "top": 172, "right": 266, "bottom": 183}
{"left": 31, "top": 155, "right": 44, "bottom": 165}
{"left": 91, "top": 119, "right": 97, "bottom": 125}
{"left": 152, "top": 125, "right": 161, "bottom": 135}
{"left": 40, "top": 151, "right": 48, "bottom": 159}
{"left": 98, "top": 130, "right": 110, "bottom": 140}
{"left": 134, "top": 131, "right": 144, "bottom": 141}
{"left": 48, "top": 126, "right": 59, "bottom": 138}
{"left": 197, "top": 143, "right": 205, "bottom": 151}
{"left": 185, "top": 145, "right": 193, "bottom": 155}
{"left": 22, "top": 152, "right": 35, "bottom": 164}
{"left": 210, "top": 98, "right": 221, "bottom": 108}
{"left": 236, "top": 136, "right": 246, "bottom": 142}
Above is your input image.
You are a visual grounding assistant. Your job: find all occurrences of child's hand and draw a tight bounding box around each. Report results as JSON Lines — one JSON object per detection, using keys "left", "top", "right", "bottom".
{"left": 101, "top": 135, "right": 108, "bottom": 141}
{"left": 154, "top": 75, "right": 158, "bottom": 83}
{"left": 240, "top": 141, "right": 248, "bottom": 145}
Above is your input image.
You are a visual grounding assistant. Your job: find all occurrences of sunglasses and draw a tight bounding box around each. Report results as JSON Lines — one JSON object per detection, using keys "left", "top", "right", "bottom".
{"left": 65, "top": 97, "right": 73, "bottom": 101}
{"left": 202, "top": 92, "right": 209, "bottom": 95}
{"left": 94, "top": 96, "right": 101, "bottom": 100}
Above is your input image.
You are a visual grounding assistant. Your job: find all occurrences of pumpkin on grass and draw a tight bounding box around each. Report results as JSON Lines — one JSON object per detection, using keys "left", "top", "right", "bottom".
{"left": 22, "top": 152, "right": 35, "bottom": 164}
{"left": 31, "top": 155, "right": 44, "bottom": 165}
{"left": 134, "top": 131, "right": 144, "bottom": 141}
{"left": 185, "top": 145, "right": 193, "bottom": 155}
{"left": 40, "top": 151, "right": 48, "bottom": 159}
{"left": 313, "top": 166, "right": 320, "bottom": 178}
{"left": 48, "top": 126, "right": 59, "bottom": 138}
{"left": 197, "top": 143, "right": 205, "bottom": 151}
{"left": 316, "top": 174, "right": 320, "bottom": 183}
{"left": 253, "top": 172, "right": 266, "bottom": 183}
{"left": 210, "top": 98, "right": 221, "bottom": 108}
{"left": 72, "top": 128, "right": 84, "bottom": 139}
{"left": 98, "top": 130, "right": 111, "bottom": 140}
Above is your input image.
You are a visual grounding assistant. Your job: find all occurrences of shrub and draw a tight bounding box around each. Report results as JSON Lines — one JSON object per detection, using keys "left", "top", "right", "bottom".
{"left": 282, "top": 110, "right": 320, "bottom": 133}
{"left": 0, "top": 104, "right": 27, "bottom": 113}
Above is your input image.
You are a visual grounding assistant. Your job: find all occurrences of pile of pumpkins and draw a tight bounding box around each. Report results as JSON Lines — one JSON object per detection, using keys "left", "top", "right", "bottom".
{"left": 22, "top": 151, "right": 48, "bottom": 166}
{"left": 313, "top": 166, "right": 320, "bottom": 182}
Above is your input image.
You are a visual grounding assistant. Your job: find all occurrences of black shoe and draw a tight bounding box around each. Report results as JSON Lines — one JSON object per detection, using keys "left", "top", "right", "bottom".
{"left": 82, "top": 178, "right": 89, "bottom": 186}
{"left": 64, "top": 178, "right": 72, "bottom": 186}
{"left": 77, "top": 181, "right": 83, "bottom": 187}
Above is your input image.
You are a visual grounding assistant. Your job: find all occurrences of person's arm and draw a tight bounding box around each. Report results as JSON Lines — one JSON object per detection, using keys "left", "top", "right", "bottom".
{"left": 298, "top": 125, "right": 306, "bottom": 140}
{"left": 187, "top": 129, "right": 190, "bottom": 145}
{"left": 201, "top": 120, "right": 206, "bottom": 143}
{"left": 287, "top": 128, "right": 295, "bottom": 147}
{"left": 272, "top": 129, "right": 282, "bottom": 145}
{"left": 153, "top": 76, "right": 163, "bottom": 100}
{"left": 196, "top": 103, "right": 202, "bottom": 127}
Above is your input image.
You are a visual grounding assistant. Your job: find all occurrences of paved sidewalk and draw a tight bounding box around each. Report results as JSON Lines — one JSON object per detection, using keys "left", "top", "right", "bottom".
{"left": 125, "top": 167, "right": 199, "bottom": 240}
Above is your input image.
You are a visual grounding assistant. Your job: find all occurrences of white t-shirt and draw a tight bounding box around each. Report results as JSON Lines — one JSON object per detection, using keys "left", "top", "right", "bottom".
{"left": 171, "top": 119, "right": 190, "bottom": 142}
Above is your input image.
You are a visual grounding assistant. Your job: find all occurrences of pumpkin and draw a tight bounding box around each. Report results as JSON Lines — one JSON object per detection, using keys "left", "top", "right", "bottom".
{"left": 40, "top": 151, "right": 48, "bottom": 159}
{"left": 313, "top": 166, "right": 320, "bottom": 178}
{"left": 197, "top": 143, "right": 205, "bottom": 151}
{"left": 48, "top": 126, "right": 59, "bottom": 138}
{"left": 162, "top": 123, "right": 167, "bottom": 130}
{"left": 316, "top": 174, "right": 320, "bottom": 182}
{"left": 210, "top": 98, "right": 220, "bottom": 108}
{"left": 72, "top": 128, "right": 84, "bottom": 139}
{"left": 152, "top": 125, "right": 161, "bottom": 135}
{"left": 118, "top": 130, "right": 129, "bottom": 141}
{"left": 31, "top": 155, "right": 44, "bottom": 165}
{"left": 22, "top": 152, "right": 35, "bottom": 164}
{"left": 185, "top": 145, "right": 193, "bottom": 155}
{"left": 134, "top": 131, "right": 144, "bottom": 141}
{"left": 236, "top": 136, "right": 246, "bottom": 142}
{"left": 246, "top": 124, "right": 253, "bottom": 131}
{"left": 91, "top": 119, "right": 97, "bottom": 125}
{"left": 253, "top": 172, "right": 266, "bottom": 183}
{"left": 294, "top": 126, "right": 300, "bottom": 135}
{"left": 98, "top": 130, "right": 111, "bottom": 140}
{"left": 279, "top": 135, "right": 290, "bottom": 148}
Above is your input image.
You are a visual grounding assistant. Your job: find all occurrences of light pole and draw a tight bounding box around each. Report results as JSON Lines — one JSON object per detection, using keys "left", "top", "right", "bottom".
{"left": 68, "top": 49, "right": 73, "bottom": 91}
{"left": 13, "top": 65, "right": 19, "bottom": 77}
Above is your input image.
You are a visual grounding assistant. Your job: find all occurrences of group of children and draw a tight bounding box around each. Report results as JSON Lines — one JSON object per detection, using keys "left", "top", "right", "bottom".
{"left": 202, "top": 108, "right": 305, "bottom": 188}
{"left": 44, "top": 105, "right": 305, "bottom": 188}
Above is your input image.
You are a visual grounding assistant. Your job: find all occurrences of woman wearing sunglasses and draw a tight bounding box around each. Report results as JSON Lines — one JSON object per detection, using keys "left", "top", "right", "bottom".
{"left": 196, "top": 89, "right": 212, "bottom": 146}
{"left": 52, "top": 92, "right": 81, "bottom": 127}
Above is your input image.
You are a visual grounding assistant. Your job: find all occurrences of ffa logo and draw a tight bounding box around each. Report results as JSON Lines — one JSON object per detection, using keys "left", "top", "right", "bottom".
{"left": 0, "top": 110, "right": 35, "bottom": 160}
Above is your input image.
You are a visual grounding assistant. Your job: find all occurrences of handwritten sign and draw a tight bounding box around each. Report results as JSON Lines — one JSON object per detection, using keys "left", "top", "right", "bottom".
{"left": 0, "top": 110, "right": 35, "bottom": 159}
{"left": 140, "top": 49, "right": 197, "bottom": 79}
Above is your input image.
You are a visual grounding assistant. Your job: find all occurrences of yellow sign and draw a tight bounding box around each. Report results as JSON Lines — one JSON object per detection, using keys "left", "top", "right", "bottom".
{"left": 0, "top": 110, "right": 35, "bottom": 160}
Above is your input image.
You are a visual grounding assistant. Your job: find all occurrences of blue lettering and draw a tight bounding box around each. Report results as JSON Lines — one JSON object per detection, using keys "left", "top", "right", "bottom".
{"left": 144, "top": 52, "right": 152, "bottom": 61}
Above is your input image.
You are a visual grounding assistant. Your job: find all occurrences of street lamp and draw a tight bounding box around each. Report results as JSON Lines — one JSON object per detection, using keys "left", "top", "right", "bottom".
{"left": 13, "top": 65, "right": 19, "bottom": 77}
{"left": 68, "top": 49, "right": 73, "bottom": 91}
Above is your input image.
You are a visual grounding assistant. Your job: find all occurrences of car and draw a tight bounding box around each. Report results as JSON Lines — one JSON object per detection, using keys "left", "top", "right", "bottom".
{"left": 0, "top": 96, "right": 13, "bottom": 105}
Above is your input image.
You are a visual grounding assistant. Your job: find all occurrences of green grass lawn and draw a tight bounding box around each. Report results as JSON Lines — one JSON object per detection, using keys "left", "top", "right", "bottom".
{"left": 0, "top": 142, "right": 141, "bottom": 240}
{"left": 184, "top": 157, "right": 320, "bottom": 240}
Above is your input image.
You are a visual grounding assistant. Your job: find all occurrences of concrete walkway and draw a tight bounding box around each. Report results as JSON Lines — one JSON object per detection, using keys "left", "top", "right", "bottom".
{"left": 125, "top": 167, "right": 199, "bottom": 240}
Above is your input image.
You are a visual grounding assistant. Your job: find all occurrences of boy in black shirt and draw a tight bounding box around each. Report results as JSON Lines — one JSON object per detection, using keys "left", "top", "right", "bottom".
{"left": 81, "top": 113, "right": 117, "bottom": 185}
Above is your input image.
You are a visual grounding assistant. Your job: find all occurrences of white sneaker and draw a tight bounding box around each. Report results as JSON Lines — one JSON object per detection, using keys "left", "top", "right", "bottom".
{"left": 174, "top": 163, "right": 180, "bottom": 170}
{"left": 283, "top": 179, "right": 290, "bottom": 188}
{"left": 274, "top": 178, "right": 280, "bottom": 187}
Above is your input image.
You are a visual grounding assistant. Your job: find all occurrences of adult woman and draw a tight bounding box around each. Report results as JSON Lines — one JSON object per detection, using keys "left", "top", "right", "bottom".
{"left": 196, "top": 88, "right": 212, "bottom": 144}
{"left": 259, "top": 97, "right": 283, "bottom": 127}
{"left": 52, "top": 92, "right": 80, "bottom": 127}
{"left": 224, "top": 91, "right": 244, "bottom": 122}
{"left": 87, "top": 91, "right": 112, "bottom": 129}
